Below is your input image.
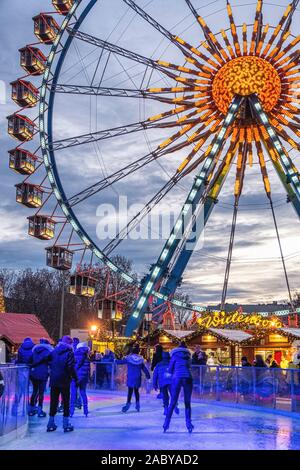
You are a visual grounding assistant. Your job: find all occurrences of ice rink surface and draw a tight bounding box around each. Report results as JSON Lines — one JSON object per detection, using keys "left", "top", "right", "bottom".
{"left": 3, "top": 391, "right": 300, "bottom": 450}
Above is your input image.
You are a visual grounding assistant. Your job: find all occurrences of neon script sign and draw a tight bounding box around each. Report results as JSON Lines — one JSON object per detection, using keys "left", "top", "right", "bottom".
{"left": 197, "top": 311, "right": 283, "bottom": 329}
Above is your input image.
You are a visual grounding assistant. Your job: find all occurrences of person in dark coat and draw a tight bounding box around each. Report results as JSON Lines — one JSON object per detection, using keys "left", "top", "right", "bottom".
{"left": 29, "top": 338, "right": 53, "bottom": 417}
{"left": 16, "top": 337, "right": 35, "bottom": 365}
{"left": 192, "top": 346, "right": 208, "bottom": 365}
{"left": 70, "top": 342, "right": 91, "bottom": 417}
{"left": 151, "top": 344, "right": 164, "bottom": 399}
{"left": 151, "top": 344, "right": 163, "bottom": 371}
{"left": 153, "top": 351, "right": 179, "bottom": 415}
{"left": 47, "top": 336, "right": 78, "bottom": 433}
{"left": 100, "top": 349, "right": 115, "bottom": 388}
{"left": 0, "top": 371, "right": 4, "bottom": 398}
{"left": 117, "top": 344, "right": 150, "bottom": 412}
{"left": 163, "top": 341, "right": 194, "bottom": 433}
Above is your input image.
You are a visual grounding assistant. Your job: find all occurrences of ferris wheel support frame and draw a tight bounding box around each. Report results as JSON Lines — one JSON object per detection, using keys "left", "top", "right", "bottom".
{"left": 125, "top": 95, "right": 244, "bottom": 336}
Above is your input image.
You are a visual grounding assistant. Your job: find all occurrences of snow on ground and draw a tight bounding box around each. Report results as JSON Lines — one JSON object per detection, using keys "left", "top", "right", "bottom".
{"left": 3, "top": 391, "right": 300, "bottom": 450}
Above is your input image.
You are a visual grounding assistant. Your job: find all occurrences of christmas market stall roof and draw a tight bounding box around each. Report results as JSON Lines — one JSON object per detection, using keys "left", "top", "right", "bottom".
{"left": 0, "top": 313, "right": 52, "bottom": 345}
{"left": 164, "top": 330, "right": 194, "bottom": 340}
{"left": 278, "top": 328, "right": 300, "bottom": 342}
{"left": 208, "top": 329, "right": 253, "bottom": 343}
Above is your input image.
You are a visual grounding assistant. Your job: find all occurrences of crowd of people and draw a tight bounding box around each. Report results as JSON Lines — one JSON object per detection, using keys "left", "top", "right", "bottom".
{"left": 3, "top": 337, "right": 300, "bottom": 434}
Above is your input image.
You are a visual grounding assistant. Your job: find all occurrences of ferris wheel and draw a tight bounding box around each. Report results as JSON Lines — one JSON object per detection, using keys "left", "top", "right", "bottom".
{"left": 8, "top": 0, "right": 300, "bottom": 335}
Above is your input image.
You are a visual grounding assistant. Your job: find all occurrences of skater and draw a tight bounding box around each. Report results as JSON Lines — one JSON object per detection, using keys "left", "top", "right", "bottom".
{"left": 163, "top": 341, "right": 194, "bottom": 433}
{"left": 16, "top": 337, "right": 35, "bottom": 365}
{"left": 70, "top": 342, "right": 91, "bottom": 417}
{"left": 118, "top": 344, "right": 150, "bottom": 413}
{"left": 153, "top": 351, "right": 179, "bottom": 416}
{"left": 14, "top": 337, "right": 35, "bottom": 414}
{"left": 47, "top": 336, "right": 77, "bottom": 433}
{"left": 151, "top": 344, "right": 163, "bottom": 399}
{"left": 72, "top": 337, "right": 82, "bottom": 409}
{"left": 29, "top": 338, "right": 53, "bottom": 417}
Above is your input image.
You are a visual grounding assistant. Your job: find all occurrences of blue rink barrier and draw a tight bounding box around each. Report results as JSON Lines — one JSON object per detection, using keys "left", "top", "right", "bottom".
{"left": 0, "top": 365, "right": 29, "bottom": 445}
{"left": 88, "top": 363, "right": 300, "bottom": 413}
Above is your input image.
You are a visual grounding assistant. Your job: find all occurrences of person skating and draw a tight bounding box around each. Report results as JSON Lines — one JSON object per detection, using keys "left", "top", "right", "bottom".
{"left": 153, "top": 351, "right": 179, "bottom": 416}
{"left": 117, "top": 344, "right": 150, "bottom": 412}
{"left": 163, "top": 341, "right": 194, "bottom": 433}
{"left": 16, "top": 337, "right": 35, "bottom": 365}
{"left": 151, "top": 344, "right": 163, "bottom": 398}
{"left": 72, "top": 337, "right": 82, "bottom": 409}
{"left": 15, "top": 337, "right": 35, "bottom": 415}
{"left": 29, "top": 338, "right": 53, "bottom": 417}
{"left": 70, "top": 342, "right": 91, "bottom": 417}
{"left": 47, "top": 336, "right": 78, "bottom": 433}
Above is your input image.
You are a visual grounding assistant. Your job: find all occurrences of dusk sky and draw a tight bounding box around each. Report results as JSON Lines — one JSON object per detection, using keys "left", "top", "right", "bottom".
{"left": 1, "top": 0, "right": 300, "bottom": 307}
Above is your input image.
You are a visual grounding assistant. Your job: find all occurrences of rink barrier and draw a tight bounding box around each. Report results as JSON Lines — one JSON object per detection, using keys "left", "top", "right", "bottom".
{"left": 88, "top": 363, "right": 300, "bottom": 413}
{"left": 0, "top": 365, "right": 29, "bottom": 446}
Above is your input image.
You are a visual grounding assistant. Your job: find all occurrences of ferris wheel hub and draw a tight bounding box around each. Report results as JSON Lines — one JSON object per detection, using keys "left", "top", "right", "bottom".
{"left": 212, "top": 56, "right": 281, "bottom": 115}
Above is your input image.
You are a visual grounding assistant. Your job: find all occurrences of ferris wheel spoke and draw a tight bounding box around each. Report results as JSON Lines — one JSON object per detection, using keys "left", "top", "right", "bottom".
{"left": 49, "top": 117, "right": 196, "bottom": 151}
{"left": 67, "top": 28, "right": 200, "bottom": 86}
{"left": 250, "top": 0, "right": 263, "bottom": 55}
{"left": 50, "top": 84, "right": 194, "bottom": 105}
{"left": 121, "top": 0, "right": 217, "bottom": 72}
{"left": 261, "top": 2, "right": 297, "bottom": 58}
{"left": 184, "top": 0, "right": 229, "bottom": 61}
{"left": 226, "top": 1, "right": 242, "bottom": 57}
{"left": 66, "top": 130, "right": 204, "bottom": 207}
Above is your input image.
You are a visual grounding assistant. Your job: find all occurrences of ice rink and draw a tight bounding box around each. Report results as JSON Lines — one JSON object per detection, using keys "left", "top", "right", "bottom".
{"left": 3, "top": 391, "right": 300, "bottom": 450}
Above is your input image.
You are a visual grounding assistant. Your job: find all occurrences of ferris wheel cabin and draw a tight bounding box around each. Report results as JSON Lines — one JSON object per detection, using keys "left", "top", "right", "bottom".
{"left": 97, "top": 299, "right": 123, "bottom": 321}
{"left": 46, "top": 246, "right": 73, "bottom": 271}
{"left": 19, "top": 46, "right": 47, "bottom": 75}
{"left": 7, "top": 114, "right": 35, "bottom": 142}
{"left": 52, "top": 0, "right": 75, "bottom": 15}
{"left": 16, "top": 183, "right": 43, "bottom": 208}
{"left": 9, "top": 148, "right": 37, "bottom": 175}
{"left": 11, "top": 80, "right": 39, "bottom": 108}
{"left": 33, "top": 14, "right": 60, "bottom": 45}
{"left": 28, "top": 215, "right": 56, "bottom": 240}
{"left": 69, "top": 273, "right": 97, "bottom": 298}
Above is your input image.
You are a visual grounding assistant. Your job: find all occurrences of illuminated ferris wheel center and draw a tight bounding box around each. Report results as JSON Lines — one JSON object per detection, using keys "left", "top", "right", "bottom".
{"left": 212, "top": 56, "right": 281, "bottom": 114}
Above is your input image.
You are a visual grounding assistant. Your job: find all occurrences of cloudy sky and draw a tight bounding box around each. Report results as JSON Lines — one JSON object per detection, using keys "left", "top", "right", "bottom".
{"left": 0, "top": 0, "right": 300, "bottom": 307}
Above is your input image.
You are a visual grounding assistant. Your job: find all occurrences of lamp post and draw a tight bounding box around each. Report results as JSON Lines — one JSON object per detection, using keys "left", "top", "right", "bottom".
{"left": 59, "top": 271, "right": 67, "bottom": 339}
{"left": 145, "top": 309, "right": 153, "bottom": 362}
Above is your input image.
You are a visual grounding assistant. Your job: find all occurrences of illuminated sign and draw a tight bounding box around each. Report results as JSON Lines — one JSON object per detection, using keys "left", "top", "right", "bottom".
{"left": 269, "top": 335, "right": 288, "bottom": 343}
{"left": 197, "top": 311, "right": 283, "bottom": 329}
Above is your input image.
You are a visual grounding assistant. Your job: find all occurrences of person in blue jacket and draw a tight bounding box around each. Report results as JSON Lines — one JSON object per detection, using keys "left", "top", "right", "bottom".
{"left": 47, "top": 336, "right": 78, "bottom": 433}
{"left": 29, "top": 338, "right": 53, "bottom": 417}
{"left": 72, "top": 337, "right": 82, "bottom": 409}
{"left": 16, "top": 337, "right": 35, "bottom": 365}
{"left": 163, "top": 341, "right": 194, "bottom": 433}
{"left": 70, "top": 342, "right": 91, "bottom": 417}
{"left": 118, "top": 344, "right": 150, "bottom": 413}
{"left": 153, "top": 351, "right": 179, "bottom": 416}
{"left": 14, "top": 337, "right": 35, "bottom": 414}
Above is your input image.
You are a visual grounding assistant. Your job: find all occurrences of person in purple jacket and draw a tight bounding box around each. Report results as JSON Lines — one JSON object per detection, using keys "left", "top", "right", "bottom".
{"left": 70, "top": 342, "right": 91, "bottom": 417}
{"left": 118, "top": 344, "right": 150, "bottom": 413}
{"left": 163, "top": 342, "right": 194, "bottom": 433}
